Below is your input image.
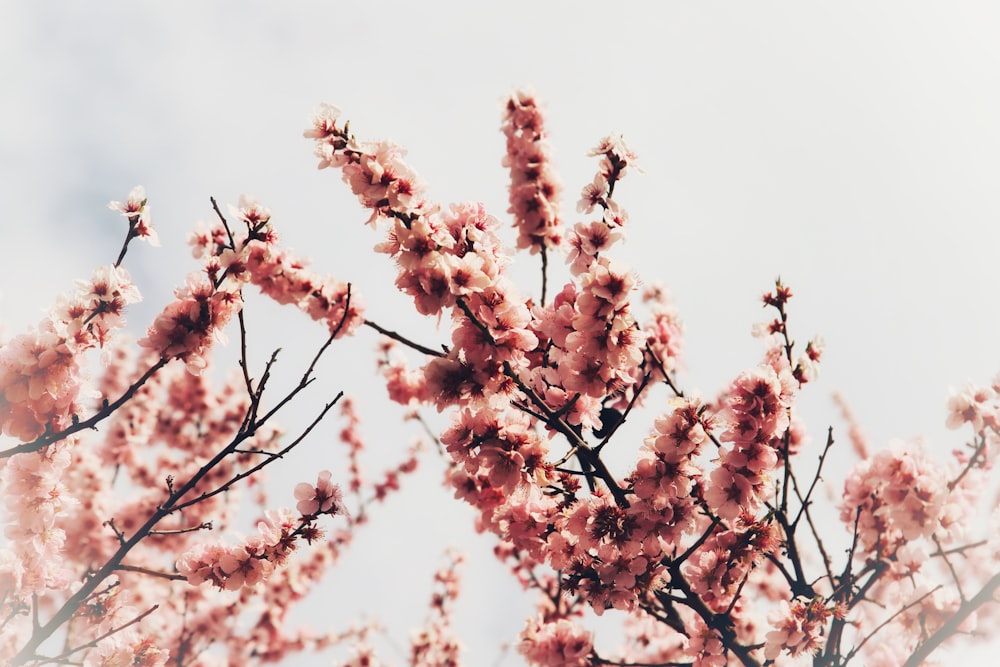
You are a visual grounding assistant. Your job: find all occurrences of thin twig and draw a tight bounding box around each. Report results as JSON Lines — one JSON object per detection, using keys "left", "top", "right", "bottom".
{"left": 147, "top": 522, "right": 212, "bottom": 536}
{"left": 167, "top": 393, "right": 342, "bottom": 515}
{"left": 236, "top": 308, "right": 255, "bottom": 403}
{"left": 42, "top": 605, "right": 159, "bottom": 664}
{"left": 364, "top": 319, "right": 444, "bottom": 357}
{"left": 847, "top": 586, "right": 942, "bottom": 662}
{"left": 539, "top": 245, "right": 549, "bottom": 308}
{"left": 210, "top": 196, "right": 237, "bottom": 249}
{"left": 595, "top": 366, "right": 652, "bottom": 452}
{"left": 948, "top": 431, "right": 988, "bottom": 491}
{"left": 932, "top": 534, "right": 966, "bottom": 602}
{"left": 114, "top": 564, "right": 187, "bottom": 581}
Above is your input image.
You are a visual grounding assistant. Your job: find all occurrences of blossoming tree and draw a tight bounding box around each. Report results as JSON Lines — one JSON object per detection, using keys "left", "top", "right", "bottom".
{"left": 1, "top": 91, "right": 998, "bottom": 667}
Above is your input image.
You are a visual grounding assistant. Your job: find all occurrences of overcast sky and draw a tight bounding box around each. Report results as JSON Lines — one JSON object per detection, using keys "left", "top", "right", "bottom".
{"left": 3, "top": 2, "right": 1000, "bottom": 664}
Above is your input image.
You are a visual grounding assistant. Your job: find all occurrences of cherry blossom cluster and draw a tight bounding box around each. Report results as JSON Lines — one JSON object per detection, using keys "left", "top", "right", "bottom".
{"left": 178, "top": 472, "right": 344, "bottom": 592}
{"left": 518, "top": 616, "right": 593, "bottom": 667}
{"left": 376, "top": 340, "right": 429, "bottom": 407}
{"left": 1, "top": 331, "right": 352, "bottom": 664}
{"left": 303, "top": 98, "right": 760, "bottom": 663}
{"left": 305, "top": 103, "right": 536, "bottom": 391}
{"left": 0, "top": 261, "right": 140, "bottom": 440}
{"left": 0, "top": 440, "right": 75, "bottom": 615}
{"left": 707, "top": 358, "right": 795, "bottom": 521}
{"left": 250, "top": 245, "right": 362, "bottom": 337}
{"left": 305, "top": 102, "right": 431, "bottom": 226}
{"left": 310, "top": 98, "right": 814, "bottom": 665}
{"left": 946, "top": 377, "right": 1000, "bottom": 434}
{"left": 177, "top": 194, "right": 362, "bottom": 371}
{"left": 841, "top": 440, "right": 964, "bottom": 557}
{"left": 139, "top": 272, "right": 243, "bottom": 375}
{"left": 501, "top": 90, "right": 563, "bottom": 253}
{"left": 630, "top": 397, "right": 708, "bottom": 520}
{"left": 568, "top": 135, "right": 634, "bottom": 275}
{"left": 442, "top": 408, "right": 552, "bottom": 509}
{"left": 151, "top": 191, "right": 361, "bottom": 377}
{"left": 764, "top": 598, "right": 840, "bottom": 661}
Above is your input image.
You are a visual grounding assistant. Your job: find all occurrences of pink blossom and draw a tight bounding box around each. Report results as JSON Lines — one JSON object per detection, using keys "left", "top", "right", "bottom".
{"left": 108, "top": 185, "right": 159, "bottom": 246}
{"left": 294, "top": 470, "right": 346, "bottom": 517}
{"left": 841, "top": 440, "right": 958, "bottom": 554}
{"left": 577, "top": 174, "right": 607, "bottom": 214}
{"left": 764, "top": 599, "right": 832, "bottom": 661}
{"left": 519, "top": 616, "right": 593, "bottom": 667}
{"left": 107, "top": 185, "right": 147, "bottom": 220}
{"left": 946, "top": 382, "right": 1000, "bottom": 432}
{"left": 685, "top": 621, "right": 726, "bottom": 667}
{"left": 229, "top": 194, "right": 272, "bottom": 226}
{"left": 303, "top": 101, "right": 342, "bottom": 140}
{"left": 588, "top": 133, "right": 641, "bottom": 183}
{"left": 705, "top": 462, "right": 760, "bottom": 521}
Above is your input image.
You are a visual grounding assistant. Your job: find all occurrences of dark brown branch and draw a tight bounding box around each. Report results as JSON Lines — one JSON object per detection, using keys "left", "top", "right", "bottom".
{"left": 772, "top": 508, "right": 817, "bottom": 599}
{"left": 236, "top": 308, "right": 255, "bottom": 403}
{"left": 113, "top": 220, "right": 140, "bottom": 267}
{"left": 539, "top": 244, "right": 549, "bottom": 308}
{"left": 595, "top": 656, "right": 691, "bottom": 667}
{"left": 364, "top": 318, "right": 444, "bottom": 357}
{"left": 168, "top": 393, "right": 342, "bottom": 515}
{"left": 210, "top": 196, "right": 237, "bottom": 250}
{"left": 500, "top": 359, "right": 630, "bottom": 507}
{"left": 665, "top": 562, "right": 761, "bottom": 667}
{"left": 595, "top": 366, "right": 652, "bottom": 452}
{"left": 644, "top": 341, "right": 685, "bottom": 399}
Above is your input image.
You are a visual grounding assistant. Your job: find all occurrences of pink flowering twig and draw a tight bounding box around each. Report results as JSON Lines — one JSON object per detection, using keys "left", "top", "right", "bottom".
{"left": 12, "top": 379, "right": 345, "bottom": 663}
{"left": 108, "top": 185, "right": 159, "bottom": 266}
{"left": 502, "top": 90, "right": 564, "bottom": 305}
{"left": 46, "top": 604, "right": 161, "bottom": 665}
{"left": 0, "top": 358, "right": 168, "bottom": 459}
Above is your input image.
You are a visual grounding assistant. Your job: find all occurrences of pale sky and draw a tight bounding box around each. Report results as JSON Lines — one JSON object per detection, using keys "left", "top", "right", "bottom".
{"left": 3, "top": 2, "right": 1000, "bottom": 664}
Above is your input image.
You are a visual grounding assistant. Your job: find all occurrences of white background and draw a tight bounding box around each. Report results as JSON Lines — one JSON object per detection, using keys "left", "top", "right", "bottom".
{"left": 2, "top": 2, "right": 1000, "bottom": 664}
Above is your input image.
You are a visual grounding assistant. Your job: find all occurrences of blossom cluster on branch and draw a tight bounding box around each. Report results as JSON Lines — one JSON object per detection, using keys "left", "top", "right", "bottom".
{"left": 1, "top": 89, "right": 999, "bottom": 667}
